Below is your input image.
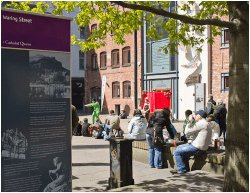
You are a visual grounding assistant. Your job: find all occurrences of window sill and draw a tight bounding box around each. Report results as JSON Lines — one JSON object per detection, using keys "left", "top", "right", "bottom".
{"left": 220, "top": 45, "right": 229, "bottom": 49}
{"left": 123, "top": 97, "right": 131, "bottom": 99}
{"left": 112, "top": 97, "right": 120, "bottom": 99}
{"left": 100, "top": 67, "right": 107, "bottom": 70}
{"left": 111, "top": 66, "right": 120, "bottom": 69}
{"left": 122, "top": 64, "right": 131, "bottom": 67}
{"left": 221, "top": 89, "right": 229, "bottom": 93}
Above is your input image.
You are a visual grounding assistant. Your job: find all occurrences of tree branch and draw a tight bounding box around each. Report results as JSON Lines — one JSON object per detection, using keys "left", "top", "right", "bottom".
{"left": 114, "top": 1, "right": 236, "bottom": 30}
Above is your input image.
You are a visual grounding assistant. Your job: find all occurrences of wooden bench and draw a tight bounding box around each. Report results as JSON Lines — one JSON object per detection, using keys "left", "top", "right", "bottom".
{"left": 132, "top": 140, "right": 225, "bottom": 175}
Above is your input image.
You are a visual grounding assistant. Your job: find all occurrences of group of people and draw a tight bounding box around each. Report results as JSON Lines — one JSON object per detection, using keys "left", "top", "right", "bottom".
{"left": 205, "top": 94, "right": 228, "bottom": 138}
{"left": 73, "top": 109, "right": 125, "bottom": 139}
{"left": 170, "top": 94, "right": 227, "bottom": 175}
{"left": 72, "top": 94, "right": 227, "bottom": 175}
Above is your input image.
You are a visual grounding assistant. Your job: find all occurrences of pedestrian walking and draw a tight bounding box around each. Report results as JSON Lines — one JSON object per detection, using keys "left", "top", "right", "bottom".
{"left": 214, "top": 99, "right": 227, "bottom": 138}
{"left": 143, "top": 97, "right": 150, "bottom": 121}
{"left": 206, "top": 94, "right": 216, "bottom": 116}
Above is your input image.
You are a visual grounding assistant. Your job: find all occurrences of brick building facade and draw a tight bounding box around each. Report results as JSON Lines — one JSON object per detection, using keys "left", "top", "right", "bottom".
{"left": 84, "top": 18, "right": 143, "bottom": 116}
{"left": 211, "top": 15, "right": 229, "bottom": 108}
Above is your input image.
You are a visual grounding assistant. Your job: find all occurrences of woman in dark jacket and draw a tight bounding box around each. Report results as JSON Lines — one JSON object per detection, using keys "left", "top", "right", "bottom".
{"left": 146, "top": 108, "right": 174, "bottom": 169}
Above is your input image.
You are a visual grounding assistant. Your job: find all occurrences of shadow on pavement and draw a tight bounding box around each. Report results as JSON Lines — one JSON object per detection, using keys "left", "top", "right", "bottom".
{"left": 72, "top": 163, "right": 109, "bottom": 167}
{"left": 108, "top": 171, "right": 224, "bottom": 192}
{"left": 72, "top": 175, "right": 79, "bottom": 180}
{"left": 73, "top": 185, "right": 108, "bottom": 192}
{"left": 72, "top": 144, "right": 109, "bottom": 149}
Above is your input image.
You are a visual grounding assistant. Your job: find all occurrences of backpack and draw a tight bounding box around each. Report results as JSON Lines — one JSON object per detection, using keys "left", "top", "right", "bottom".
{"left": 95, "top": 131, "right": 103, "bottom": 139}
{"left": 153, "top": 127, "right": 164, "bottom": 147}
{"left": 207, "top": 101, "right": 217, "bottom": 115}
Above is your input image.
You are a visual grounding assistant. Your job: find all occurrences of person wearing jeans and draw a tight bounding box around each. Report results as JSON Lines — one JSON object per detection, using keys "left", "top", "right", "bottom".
{"left": 171, "top": 110, "right": 212, "bottom": 174}
{"left": 173, "top": 143, "right": 206, "bottom": 173}
{"left": 146, "top": 133, "right": 163, "bottom": 168}
{"left": 146, "top": 109, "right": 174, "bottom": 169}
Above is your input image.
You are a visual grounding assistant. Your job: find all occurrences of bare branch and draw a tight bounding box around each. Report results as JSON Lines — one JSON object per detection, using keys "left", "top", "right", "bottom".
{"left": 114, "top": 1, "right": 236, "bottom": 30}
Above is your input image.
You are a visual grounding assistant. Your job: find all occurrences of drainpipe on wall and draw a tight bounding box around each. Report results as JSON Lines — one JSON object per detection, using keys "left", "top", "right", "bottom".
{"left": 141, "top": 26, "right": 144, "bottom": 92}
{"left": 134, "top": 30, "right": 138, "bottom": 109}
{"left": 207, "top": 25, "right": 212, "bottom": 97}
{"left": 176, "top": 50, "right": 179, "bottom": 119}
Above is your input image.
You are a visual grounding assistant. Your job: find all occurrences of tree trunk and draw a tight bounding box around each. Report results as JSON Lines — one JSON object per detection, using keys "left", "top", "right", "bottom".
{"left": 224, "top": 2, "right": 249, "bottom": 191}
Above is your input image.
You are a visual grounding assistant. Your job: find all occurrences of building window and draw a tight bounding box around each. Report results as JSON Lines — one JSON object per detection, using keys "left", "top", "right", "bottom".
{"left": 224, "top": 76, "right": 229, "bottom": 89}
{"left": 112, "top": 82, "right": 120, "bottom": 98}
{"left": 91, "top": 24, "right": 97, "bottom": 34}
{"left": 2, "top": 1, "right": 11, "bottom": 7}
{"left": 221, "top": 28, "right": 229, "bottom": 47}
{"left": 80, "top": 27, "right": 86, "bottom": 39}
{"left": 145, "top": 2, "right": 177, "bottom": 74}
{"left": 100, "top": 52, "right": 107, "bottom": 68}
{"left": 221, "top": 73, "right": 229, "bottom": 93}
{"left": 170, "top": 53, "right": 176, "bottom": 71}
{"left": 122, "top": 47, "right": 131, "bottom": 65}
{"left": 123, "top": 81, "right": 131, "bottom": 98}
{"left": 111, "top": 49, "right": 120, "bottom": 67}
{"left": 92, "top": 54, "right": 98, "bottom": 70}
{"left": 79, "top": 51, "right": 85, "bottom": 70}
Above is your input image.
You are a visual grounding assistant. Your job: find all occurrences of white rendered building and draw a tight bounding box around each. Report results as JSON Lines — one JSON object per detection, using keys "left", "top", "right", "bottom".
{"left": 177, "top": 1, "right": 210, "bottom": 120}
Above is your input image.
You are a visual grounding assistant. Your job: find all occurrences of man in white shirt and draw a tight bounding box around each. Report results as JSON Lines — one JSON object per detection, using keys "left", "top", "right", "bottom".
{"left": 170, "top": 110, "right": 212, "bottom": 174}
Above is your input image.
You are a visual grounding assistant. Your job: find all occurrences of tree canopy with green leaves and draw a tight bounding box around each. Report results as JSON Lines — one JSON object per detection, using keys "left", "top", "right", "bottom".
{"left": 2, "top": 1, "right": 249, "bottom": 192}
{"left": 3, "top": 1, "right": 236, "bottom": 54}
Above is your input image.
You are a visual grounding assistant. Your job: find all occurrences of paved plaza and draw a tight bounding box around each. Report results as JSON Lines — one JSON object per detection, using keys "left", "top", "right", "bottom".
{"left": 71, "top": 112, "right": 224, "bottom": 192}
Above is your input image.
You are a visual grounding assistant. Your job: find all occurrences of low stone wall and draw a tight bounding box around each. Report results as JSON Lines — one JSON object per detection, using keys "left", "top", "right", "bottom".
{"left": 132, "top": 141, "right": 225, "bottom": 175}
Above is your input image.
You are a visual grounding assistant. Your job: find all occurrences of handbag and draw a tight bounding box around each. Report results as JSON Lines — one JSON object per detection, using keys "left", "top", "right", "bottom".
{"left": 153, "top": 127, "right": 164, "bottom": 147}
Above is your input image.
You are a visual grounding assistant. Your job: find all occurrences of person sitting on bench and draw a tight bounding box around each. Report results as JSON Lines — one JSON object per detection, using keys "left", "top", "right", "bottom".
{"left": 170, "top": 110, "right": 212, "bottom": 175}
{"left": 105, "top": 110, "right": 123, "bottom": 137}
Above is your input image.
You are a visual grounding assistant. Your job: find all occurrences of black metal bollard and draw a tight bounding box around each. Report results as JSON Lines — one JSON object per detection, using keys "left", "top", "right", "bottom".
{"left": 108, "top": 138, "right": 134, "bottom": 189}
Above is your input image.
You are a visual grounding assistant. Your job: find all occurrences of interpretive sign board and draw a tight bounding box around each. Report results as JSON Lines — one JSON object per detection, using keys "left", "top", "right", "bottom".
{"left": 1, "top": 8, "right": 72, "bottom": 192}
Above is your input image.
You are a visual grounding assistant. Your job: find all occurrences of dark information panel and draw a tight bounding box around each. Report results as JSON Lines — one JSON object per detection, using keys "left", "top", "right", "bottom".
{"left": 1, "top": 8, "right": 72, "bottom": 192}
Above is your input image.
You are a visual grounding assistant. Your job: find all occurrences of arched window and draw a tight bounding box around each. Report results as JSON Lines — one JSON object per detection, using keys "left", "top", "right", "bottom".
{"left": 91, "top": 24, "right": 97, "bottom": 34}
{"left": 123, "top": 81, "right": 131, "bottom": 98}
{"left": 122, "top": 47, "right": 130, "bottom": 65}
{"left": 111, "top": 49, "right": 119, "bottom": 67}
{"left": 92, "top": 54, "right": 98, "bottom": 70}
{"left": 100, "top": 52, "right": 107, "bottom": 68}
{"left": 112, "top": 82, "right": 120, "bottom": 98}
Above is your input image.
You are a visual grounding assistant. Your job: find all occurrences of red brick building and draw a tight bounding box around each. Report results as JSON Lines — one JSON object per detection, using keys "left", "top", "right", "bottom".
{"left": 211, "top": 15, "right": 229, "bottom": 108}
{"left": 84, "top": 18, "right": 143, "bottom": 116}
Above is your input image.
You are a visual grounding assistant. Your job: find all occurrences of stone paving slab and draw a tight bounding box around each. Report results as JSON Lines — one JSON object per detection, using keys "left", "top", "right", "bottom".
{"left": 72, "top": 135, "right": 224, "bottom": 192}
